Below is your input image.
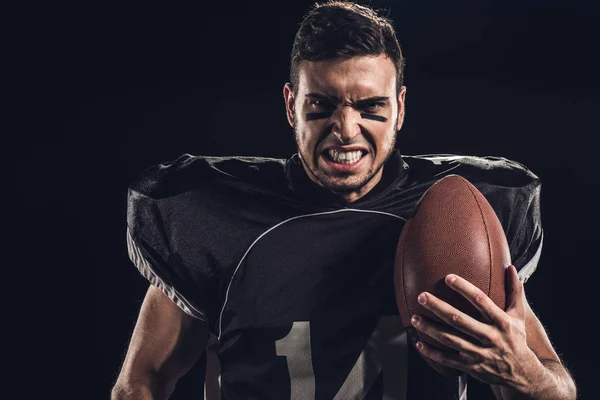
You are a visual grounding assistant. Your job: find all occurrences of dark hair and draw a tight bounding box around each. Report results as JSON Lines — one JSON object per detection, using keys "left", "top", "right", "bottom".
{"left": 290, "top": 1, "right": 405, "bottom": 95}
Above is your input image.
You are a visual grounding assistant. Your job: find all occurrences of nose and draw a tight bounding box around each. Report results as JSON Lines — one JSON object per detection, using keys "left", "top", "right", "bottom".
{"left": 331, "top": 106, "right": 361, "bottom": 144}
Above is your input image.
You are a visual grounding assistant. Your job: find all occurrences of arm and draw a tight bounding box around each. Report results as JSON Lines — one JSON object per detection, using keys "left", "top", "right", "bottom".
{"left": 489, "top": 294, "right": 576, "bottom": 400}
{"left": 410, "top": 265, "right": 576, "bottom": 400}
{"left": 111, "top": 285, "right": 209, "bottom": 400}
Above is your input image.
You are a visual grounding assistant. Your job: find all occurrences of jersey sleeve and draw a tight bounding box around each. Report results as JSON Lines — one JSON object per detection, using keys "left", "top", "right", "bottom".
{"left": 508, "top": 179, "right": 543, "bottom": 283}
{"left": 483, "top": 158, "right": 544, "bottom": 284}
{"left": 458, "top": 155, "right": 544, "bottom": 284}
{"left": 126, "top": 186, "right": 207, "bottom": 321}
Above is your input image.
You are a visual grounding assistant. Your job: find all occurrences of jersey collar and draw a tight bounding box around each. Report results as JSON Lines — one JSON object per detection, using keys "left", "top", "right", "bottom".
{"left": 285, "top": 150, "right": 409, "bottom": 208}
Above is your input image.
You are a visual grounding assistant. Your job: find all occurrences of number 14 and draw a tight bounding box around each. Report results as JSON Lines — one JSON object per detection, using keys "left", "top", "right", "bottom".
{"left": 275, "top": 317, "right": 408, "bottom": 400}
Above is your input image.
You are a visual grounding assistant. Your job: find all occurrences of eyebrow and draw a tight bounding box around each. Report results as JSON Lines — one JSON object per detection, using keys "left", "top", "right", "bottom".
{"left": 305, "top": 93, "right": 338, "bottom": 103}
{"left": 355, "top": 96, "right": 390, "bottom": 105}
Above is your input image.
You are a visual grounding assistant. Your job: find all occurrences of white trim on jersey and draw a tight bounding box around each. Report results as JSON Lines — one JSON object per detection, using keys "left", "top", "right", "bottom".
{"left": 517, "top": 231, "right": 543, "bottom": 283}
{"left": 459, "top": 374, "right": 468, "bottom": 400}
{"left": 217, "top": 208, "right": 406, "bottom": 339}
{"left": 417, "top": 154, "right": 468, "bottom": 165}
{"left": 126, "top": 227, "right": 208, "bottom": 321}
{"left": 433, "top": 164, "right": 461, "bottom": 177}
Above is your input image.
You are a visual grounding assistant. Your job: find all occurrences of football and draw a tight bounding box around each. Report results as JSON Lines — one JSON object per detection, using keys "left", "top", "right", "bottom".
{"left": 394, "top": 174, "right": 511, "bottom": 376}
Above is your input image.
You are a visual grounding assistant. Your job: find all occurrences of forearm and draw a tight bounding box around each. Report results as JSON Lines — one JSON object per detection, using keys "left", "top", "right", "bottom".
{"left": 111, "top": 381, "right": 155, "bottom": 400}
{"left": 495, "top": 359, "right": 576, "bottom": 400}
{"left": 111, "top": 374, "right": 174, "bottom": 400}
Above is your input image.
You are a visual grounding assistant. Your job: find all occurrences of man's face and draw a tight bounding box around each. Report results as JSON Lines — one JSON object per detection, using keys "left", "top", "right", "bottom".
{"left": 284, "top": 55, "right": 406, "bottom": 202}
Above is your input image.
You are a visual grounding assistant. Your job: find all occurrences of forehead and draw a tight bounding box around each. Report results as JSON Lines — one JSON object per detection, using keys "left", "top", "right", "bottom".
{"left": 297, "top": 55, "right": 396, "bottom": 97}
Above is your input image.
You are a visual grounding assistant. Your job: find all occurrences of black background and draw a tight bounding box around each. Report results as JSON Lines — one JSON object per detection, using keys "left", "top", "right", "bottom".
{"left": 6, "top": 0, "right": 599, "bottom": 398}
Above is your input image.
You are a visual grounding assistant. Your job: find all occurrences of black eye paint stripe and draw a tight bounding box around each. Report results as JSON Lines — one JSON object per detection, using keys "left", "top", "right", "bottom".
{"left": 305, "top": 112, "right": 333, "bottom": 121}
{"left": 360, "top": 113, "right": 387, "bottom": 122}
{"left": 306, "top": 112, "right": 388, "bottom": 122}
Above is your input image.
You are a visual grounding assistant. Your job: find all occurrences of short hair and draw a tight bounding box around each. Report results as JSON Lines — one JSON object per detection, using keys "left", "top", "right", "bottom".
{"left": 290, "top": 1, "right": 405, "bottom": 95}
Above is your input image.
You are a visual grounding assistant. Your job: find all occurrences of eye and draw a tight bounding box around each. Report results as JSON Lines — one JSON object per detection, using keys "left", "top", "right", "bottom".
{"left": 363, "top": 102, "right": 385, "bottom": 112}
{"left": 309, "top": 99, "right": 334, "bottom": 110}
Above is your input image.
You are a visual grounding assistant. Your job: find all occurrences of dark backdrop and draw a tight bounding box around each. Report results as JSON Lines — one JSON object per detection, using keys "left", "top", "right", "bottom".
{"left": 6, "top": 0, "right": 599, "bottom": 398}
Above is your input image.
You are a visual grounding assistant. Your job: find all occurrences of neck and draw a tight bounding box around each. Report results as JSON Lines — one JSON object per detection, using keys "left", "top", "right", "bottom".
{"left": 337, "top": 169, "right": 384, "bottom": 203}
{"left": 299, "top": 161, "right": 385, "bottom": 204}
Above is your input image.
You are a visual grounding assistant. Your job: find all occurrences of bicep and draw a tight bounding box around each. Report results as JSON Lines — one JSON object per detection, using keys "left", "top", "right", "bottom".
{"left": 118, "top": 285, "right": 209, "bottom": 390}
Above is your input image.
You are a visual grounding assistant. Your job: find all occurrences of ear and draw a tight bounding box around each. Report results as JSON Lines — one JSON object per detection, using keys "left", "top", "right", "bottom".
{"left": 283, "top": 83, "right": 296, "bottom": 128}
{"left": 395, "top": 86, "right": 407, "bottom": 131}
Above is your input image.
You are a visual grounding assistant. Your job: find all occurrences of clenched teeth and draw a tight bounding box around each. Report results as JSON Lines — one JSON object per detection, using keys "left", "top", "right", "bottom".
{"left": 328, "top": 149, "right": 363, "bottom": 164}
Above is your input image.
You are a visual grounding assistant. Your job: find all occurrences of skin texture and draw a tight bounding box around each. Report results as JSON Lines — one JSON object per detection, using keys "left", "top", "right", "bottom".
{"left": 411, "top": 266, "right": 577, "bottom": 399}
{"left": 111, "top": 286, "right": 209, "bottom": 399}
{"left": 283, "top": 55, "right": 406, "bottom": 203}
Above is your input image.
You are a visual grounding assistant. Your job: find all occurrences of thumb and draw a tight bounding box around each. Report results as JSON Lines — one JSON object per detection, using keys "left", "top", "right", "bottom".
{"left": 505, "top": 265, "right": 525, "bottom": 317}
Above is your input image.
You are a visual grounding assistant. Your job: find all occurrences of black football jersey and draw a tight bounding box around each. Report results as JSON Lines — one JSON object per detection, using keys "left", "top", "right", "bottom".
{"left": 126, "top": 150, "right": 543, "bottom": 400}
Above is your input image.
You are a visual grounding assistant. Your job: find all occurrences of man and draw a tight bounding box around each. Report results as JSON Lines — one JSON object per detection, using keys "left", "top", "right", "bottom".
{"left": 112, "top": 1, "right": 576, "bottom": 399}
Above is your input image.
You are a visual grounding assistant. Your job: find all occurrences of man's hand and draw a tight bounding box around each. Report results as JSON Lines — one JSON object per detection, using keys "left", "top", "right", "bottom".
{"left": 410, "top": 265, "right": 576, "bottom": 399}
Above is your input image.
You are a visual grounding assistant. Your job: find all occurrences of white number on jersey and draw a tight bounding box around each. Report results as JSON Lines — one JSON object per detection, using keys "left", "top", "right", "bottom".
{"left": 276, "top": 317, "right": 408, "bottom": 400}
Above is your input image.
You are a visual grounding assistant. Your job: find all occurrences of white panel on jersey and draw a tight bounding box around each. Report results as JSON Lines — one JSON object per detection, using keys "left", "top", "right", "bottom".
{"left": 517, "top": 232, "right": 543, "bottom": 283}
{"left": 420, "top": 155, "right": 467, "bottom": 165}
{"left": 459, "top": 374, "right": 468, "bottom": 400}
{"left": 126, "top": 227, "right": 207, "bottom": 321}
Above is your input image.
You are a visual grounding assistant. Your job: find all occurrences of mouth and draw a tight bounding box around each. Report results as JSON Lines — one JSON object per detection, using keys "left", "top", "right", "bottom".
{"left": 320, "top": 148, "right": 369, "bottom": 171}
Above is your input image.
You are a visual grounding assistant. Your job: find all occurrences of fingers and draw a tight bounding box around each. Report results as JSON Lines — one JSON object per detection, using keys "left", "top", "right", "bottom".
{"left": 414, "top": 340, "right": 472, "bottom": 373}
{"left": 505, "top": 265, "right": 526, "bottom": 316}
{"left": 416, "top": 291, "right": 491, "bottom": 344}
{"left": 411, "top": 314, "right": 483, "bottom": 354}
{"left": 443, "top": 273, "right": 508, "bottom": 327}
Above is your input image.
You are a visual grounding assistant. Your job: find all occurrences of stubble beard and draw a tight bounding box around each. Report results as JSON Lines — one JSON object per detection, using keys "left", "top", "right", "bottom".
{"left": 293, "top": 117, "right": 398, "bottom": 195}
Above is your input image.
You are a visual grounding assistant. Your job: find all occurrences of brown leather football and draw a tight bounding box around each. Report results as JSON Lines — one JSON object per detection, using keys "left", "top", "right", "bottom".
{"left": 394, "top": 174, "right": 511, "bottom": 377}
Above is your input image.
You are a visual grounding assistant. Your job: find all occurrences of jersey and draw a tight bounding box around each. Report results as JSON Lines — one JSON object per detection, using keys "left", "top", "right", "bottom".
{"left": 125, "top": 150, "right": 543, "bottom": 400}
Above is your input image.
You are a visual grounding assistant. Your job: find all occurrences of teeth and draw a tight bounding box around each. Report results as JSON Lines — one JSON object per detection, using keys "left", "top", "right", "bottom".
{"left": 328, "top": 149, "right": 363, "bottom": 164}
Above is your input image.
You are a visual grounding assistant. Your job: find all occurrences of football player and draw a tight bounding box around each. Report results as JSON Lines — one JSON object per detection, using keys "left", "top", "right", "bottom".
{"left": 112, "top": 2, "right": 576, "bottom": 399}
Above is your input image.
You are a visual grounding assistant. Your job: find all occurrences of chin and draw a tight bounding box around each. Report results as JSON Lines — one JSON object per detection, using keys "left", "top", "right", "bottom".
{"left": 320, "top": 174, "right": 373, "bottom": 194}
